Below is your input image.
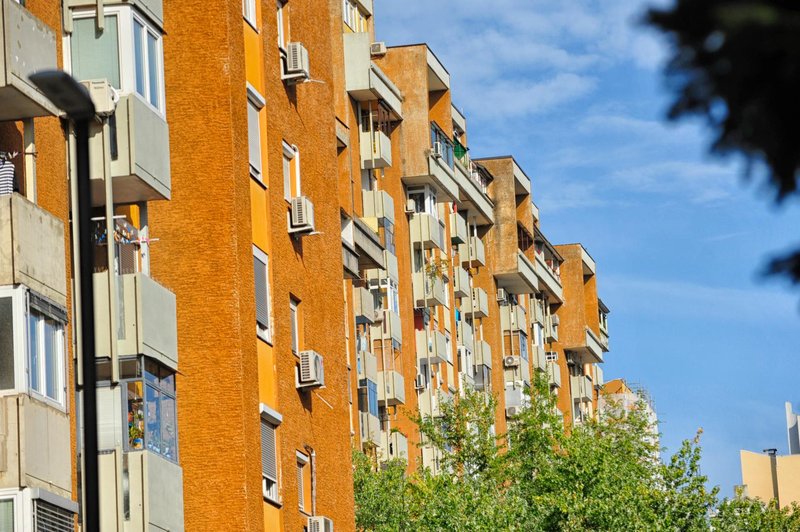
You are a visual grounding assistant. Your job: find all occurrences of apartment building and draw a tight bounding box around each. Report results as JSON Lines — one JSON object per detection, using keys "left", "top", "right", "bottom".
{"left": 0, "top": 0, "right": 623, "bottom": 529}
{"left": 0, "top": 0, "right": 77, "bottom": 530}
{"left": 552, "top": 244, "right": 609, "bottom": 426}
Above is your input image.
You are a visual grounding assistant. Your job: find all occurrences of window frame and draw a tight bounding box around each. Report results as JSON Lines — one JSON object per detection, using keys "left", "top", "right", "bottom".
{"left": 276, "top": 0, "right": 287, "bottom": 51}
{"left": 27, "top": 305, "right": 66, "bottom": 406}
{"left": 0, "top": 286, "right": 67, "bottom": 411}
{"left": 0, "top": 490, "right": 20, "bottom": 532}
{"left": 289, "top": 297, "right": 300, "bottom": 356}
{"left": 65, "top": 7, "right": 167, "bottom": 116}
{"left": 131, "top": 12, "right": 165, "bottom": 111}
{"left": 260, "top": 405, "right": 282, "bottom": 506}
{"left": 296, "top": 451, "right": 310, "bottom": 514}
{"left": 243, "top": 0, "right": 258, "bottom": 30}
{"left": 253, "top": 246, "right": 273, "bottom": 344}
{"left": 247, "top": 85, "right": 266, "bottom": 183}
{"left": 282, "top": 141, "right": 300, "bottom": 201}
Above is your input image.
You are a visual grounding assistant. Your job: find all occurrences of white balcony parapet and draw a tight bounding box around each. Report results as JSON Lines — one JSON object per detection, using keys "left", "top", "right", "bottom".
{"left": 458, "top": 236, "right": 485, "bottom": 268}
{"left": 378, "top": 370, "right": 405, "bottom": 405}
{"left": 410, "top": 213, "right": 445, "bottom": 251}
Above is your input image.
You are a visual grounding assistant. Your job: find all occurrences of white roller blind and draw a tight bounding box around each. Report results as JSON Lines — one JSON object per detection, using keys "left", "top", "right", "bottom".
{"left": 253, "top": 256, "right": 268, "bottom": 327}
{"left": 248, "top": 99, "right": 262, "bottom": 178}
{"left": 71, "top": 16, "right": 121, "bottom": 88}
{"left": 261, "top": 420, "right": 277, "bottom": 481}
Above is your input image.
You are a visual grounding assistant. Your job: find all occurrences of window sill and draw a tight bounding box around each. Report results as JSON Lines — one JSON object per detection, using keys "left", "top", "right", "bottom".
{"left": 257, "top": 330, "right": 274, "bottom": 347}
{"left": 264, "top": 495, "right": 282, "bottom": 508}
{"left": 251, "top": 172, "right": 267, "bottom": 190}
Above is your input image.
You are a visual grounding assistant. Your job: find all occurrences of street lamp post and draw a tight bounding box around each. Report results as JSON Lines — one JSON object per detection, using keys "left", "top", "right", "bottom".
{"left": 29, "top": 70, "right": 99, "bottom": 532}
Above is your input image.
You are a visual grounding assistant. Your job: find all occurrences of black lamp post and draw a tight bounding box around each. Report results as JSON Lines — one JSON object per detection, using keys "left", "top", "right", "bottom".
{"left": 29, "top": 70, "right": 99, "bottom": 532}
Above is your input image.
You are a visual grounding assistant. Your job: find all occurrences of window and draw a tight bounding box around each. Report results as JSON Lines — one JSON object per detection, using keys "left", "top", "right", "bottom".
{"left": 247, "top": 86, "right": 266, "bottom": 181}
{"left": 519, "top": 332, "right": 529, "bottom": 362}
{"left": 0, "top": 297, "right": 14, "bottom": 391}
{"left": 282, "top": 142, "right": 300, "bottom": 201}
{"left": 276, "top": 1, "right": 287, "bottom": 50}
{"left": 342, "top": 0, "right": 368, "bottom": 32}
{"left": 379, "top": 279, "right": 399, "bottom": 313}
{"left": 290, "top": 297, "right": 299, "bottom": 355}
{"left": 296, "top": 452, "right": 311, "bottom": 513}
{"left": 132, "top": 15, "right": 163, "bottom": 110}
{"left": 124, "top": 358, "right": 178, "bottom": 462}
{"left": 33, "top": 499, "right": 74, "bottom": 532}
{"left": 69, "top": 9, "right": 166, "bottom": 113}
{"left": 254, "top": 247, "right": 272, "bottom": 342}
{"left": 430, "top": 122, "right": 455, "bottom": 170}
{"left": 28, "top": 306, "right": 65, "bottom": 404}
{"left": 407, "top": 185, "right": 437, "bottom": 217}
{"left": 243, "top": 0, "right": 257, "bottom": 28}
{"left": 261, "top": 419, "right": 279, "bottom": 503}
{"left": 546, "top": 351, "right": 558, "bottom": 362}
{"left": 71, "top": 15, "right": 121, "bottom": 89}
{"left": 0, "top": 498, "right": 13, "bottom": 531}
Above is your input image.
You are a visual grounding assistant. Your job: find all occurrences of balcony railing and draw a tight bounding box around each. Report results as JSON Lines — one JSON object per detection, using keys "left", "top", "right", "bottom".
{"left": 360, "top": 128, "right": 392, "bottom": 170}
{"left": 547, "top": 362, "right": 561, "bottom": 389}
{"left": 362, "top": 189, "right": 395, "bottom": 225}
{"left": 458, "top": 236, "right": 485, "bottom": 268}
{"left": 449, "top": 211, "right": 468, "bottom": 245}
{"left": 0, "top": 193, "right": 67, "bottom": 306}
{"left": 412, "top": 271, "right": 447, "bottom": 308}
{"left": 416, "top": 329, "right": 448, "bottom": 364}
{"left": 410, "top": 213, "right": 445, "bottom": 250}
{"left": 571, "top": 375, "right": 593, "bottom": 403}
{"left": 357, "top": 350, "right": 378, "bottom": 382}
{"left": 378, "top": 370, "right": 405, "bottom": 406}
{"left": 452, "top": 265, "right": 470, "bottom": 298}
{"left": 462, "top": 287, "right": 488, "bottom": 319}
{"left": 534, "top": 248, "right": 564, "bottom": 303}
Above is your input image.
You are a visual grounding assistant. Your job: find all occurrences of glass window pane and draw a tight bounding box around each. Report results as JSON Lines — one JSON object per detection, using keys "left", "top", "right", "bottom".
{"left": 28, "top": 312, "right": 40, "bottom": 393}
{"left": 127, "top": 381, "right": 145, "bottom": 450}
{"left": 44, "top": 318, "right": 60, "bottom": 401}
{"left": 290, "top": 302, "right": 298, "bottom": 354}
{"left": 0, "top": 499, "right": 13, "bottom": 530}
{"left": 147, "top": 32, "right": 160, "bottom": 108}
{"left": 283, "top": 155, "right": 291, "bottom": 200}
{"left": 0, "top": 298, "right": 14, "bottom": 390}
{"left": 160, "top": 393, "right": 177, "bottom": 461}
{"left": 160, "top": 371, "right": 175, "bottom": 395}
{"left": 145, "top": 384, "right": 161, "bottom": 454}
{"left": 133, "top": 20, "right": 145, "bottom": 97}
{"left": 71, "top": 16, "right": 121, "bottom": 89}
{"left": 144, "top": 359, "right": 159, "bottom": 385}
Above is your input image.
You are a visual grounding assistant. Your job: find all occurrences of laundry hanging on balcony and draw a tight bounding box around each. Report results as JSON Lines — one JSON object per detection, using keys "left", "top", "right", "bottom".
{"left": 0, "top": 156, "right": 16, "bottom": 196}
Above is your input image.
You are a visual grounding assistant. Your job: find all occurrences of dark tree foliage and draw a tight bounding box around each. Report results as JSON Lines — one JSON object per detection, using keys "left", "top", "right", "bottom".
{"left": 647, "top": 1, "right": 800, "bottom": 284}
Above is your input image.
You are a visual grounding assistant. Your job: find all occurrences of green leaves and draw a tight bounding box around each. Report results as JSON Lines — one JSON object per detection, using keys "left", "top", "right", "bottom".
{"left": 354, "top": 374, "right": 787, "bottom": 530}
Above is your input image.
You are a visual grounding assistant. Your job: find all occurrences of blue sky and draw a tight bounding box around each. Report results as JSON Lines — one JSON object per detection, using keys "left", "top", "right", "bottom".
{"left": 377, "top": 0, "right": 800, "bottom": 495}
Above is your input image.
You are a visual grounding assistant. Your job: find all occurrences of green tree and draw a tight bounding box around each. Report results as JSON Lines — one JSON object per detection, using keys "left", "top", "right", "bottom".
{"left": 647, "top": 1, "right": 800, "bottom": 286}
{"left": 713, "top": 489, "right": 800, "bottom": 531}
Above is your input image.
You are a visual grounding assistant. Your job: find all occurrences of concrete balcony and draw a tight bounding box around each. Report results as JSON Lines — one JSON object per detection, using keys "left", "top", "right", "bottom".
{"left": 94, "top": 272, "right": 178, "bottom": 370}
{"left": 458, "top": 236, "right": 485, "bottom": 268}
{"left": 474, "top": 363, "right": 491, "bottom": 392}
{"left": 354, "top": 217, "right": 385, "bottom": 270}
{"left": 354, "top": 287, "right": 376, "bottom": 325}
{"left": 599, "top": 329, "right": 609, "bottom": 351}
{"left": 362, "top": 189, "right": 395, "bottom": 225}
{"left": 418, "top": 388, "right": 443, "bottom": 418}
{"left": 365, "top": 249, "right": 399, "bottom": 284}
{"left": 531, "top": 201, "right": 540, "bottom": 224}
{"left": 387, "top": 431, "right": 408, "bottom": 461}
{"left": 500, "top": 305, "right": 527, "bottom": 332}
{"left": 454, "top": 160, "right": 494, "bottom": 225}
{"left": 343, "top": 33, "right": 403, "bottom": 118}
{"left": 0, "top": 395, "right": 71, "bottom": 496}
{"left": 378, "top": 370, "right": 405, "bottom": 406}
{"left": 495, "top": 251, "right": 538, "bottom": 295}
{"left": 89, "top": 94, "right": 171, "bottom": 206}
{"left": 505, "top": 385, "right": 526, "bottom": 409}
{"left": 98, "top": 450, "right": 183, "bottom": 531}
{"left": 409, "top": 213, "right": 445, "bottom": 250}
{"left": 533, "top": 346, "right": 547, "bottom": 372}
{"left": 547, "top": 362, "right": 561, "bottom": 389}
{"left": 360, "top": 128, "right": 392, "bottom": 170}
{"left": 534, "top": 252, "right": 564, "bottom": 304}
{"left": 475, "top": 340, "right": 492, "bottom": 369}
{"left": 456, "top": 320, "right": 474, "bottom": 350}
{"left": 404, "top": 153, "right": 459, "bottom": 202}
{"left": 462, "top": 287, "right": 489, "bottom": 319}
{"left": 342, "top": 242, "right": 359, "bottom": 279}
{"left": 412, "top": 271, "right": 446, "bottom": 308}
{"left": 452, "top": 265, "right": 470, "bottom": 298}
{"left": 546, "top": 314, "right": 559, "bottom": 343}
{"left": 594, "top": 365, "right": 604, "bottom": 390}
{"left": 357, "top": 350, "right": 378, "bottom": 382}
{"left": 567, "top": 327, "right": 605, "bottom": 365}
{"left": 449, "top": 211, "right": 468, "bottom": 245}
{"left": 416, "top": 329, "right": 448, "bottom": 364}
{"left": 0, "top": 193, "right": 67, "bottom": 306}
{"left": 371, "top": 308, "right": 402, "bottom": 346}
{"left": 0, "top": 0, "right": 58, "bottom": 120}
{"left": 571, "top": 375, "right": 593, "bottom": 403}
{"left": 359, "top": 411, "right": 380, "bottom": 446}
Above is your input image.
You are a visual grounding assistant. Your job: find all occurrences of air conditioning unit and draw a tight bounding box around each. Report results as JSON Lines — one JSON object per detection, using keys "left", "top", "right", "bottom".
{"left": 283, "top": 42, "right": 311, "bottom": 83}
{"left": 370, "top": 41, "right": 387, "bottom": 56}
{"left": 308, "top": 516, "right": 334, "bottom": 532}
{"left": 414, "top": 374, "right": 426, "bottom": 390}
{"left": 289, "top": 196, "right": 315, "bottom": 234}
{"left": 431, "top": 141, "right": 443, "bottom": 159}
{"left": 496, "top": 288, "right": 508, "bottom": 303}
{"left": 503, "top": 355, "right": 519, "bottom": 368}
{"left": 297, "top": 350, "right": 325, "bottom": 388}
{"left": 505, "top": 406, "right": 521, "bottom": 418}
{"left": 80, "top": 79, "right": 118, "bottom": 116}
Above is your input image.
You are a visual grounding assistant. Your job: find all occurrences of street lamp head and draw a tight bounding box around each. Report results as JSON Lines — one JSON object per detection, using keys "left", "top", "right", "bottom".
{"left": 29, "top": 69, "right": 95, "bottom": 120}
